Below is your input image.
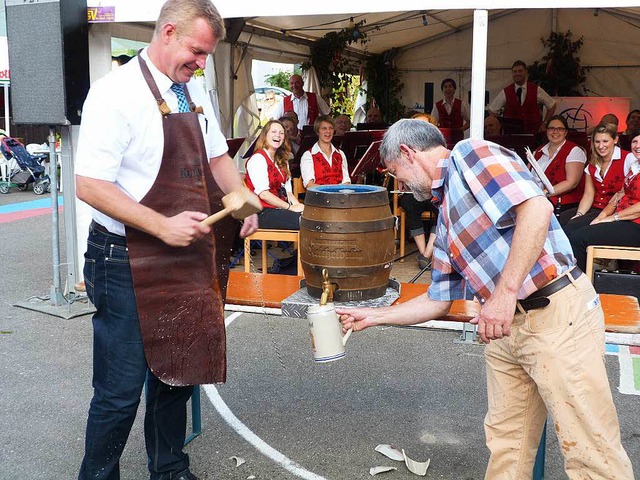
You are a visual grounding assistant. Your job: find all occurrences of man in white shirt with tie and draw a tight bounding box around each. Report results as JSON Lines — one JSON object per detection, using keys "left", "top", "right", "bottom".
{"left": 488, "top": 60, "right": 556, "bottom": 134}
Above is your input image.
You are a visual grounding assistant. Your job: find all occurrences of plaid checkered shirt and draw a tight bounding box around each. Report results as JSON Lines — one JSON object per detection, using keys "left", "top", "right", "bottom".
{"left": 428, "top": 139, "right": 576, "bottom": 303}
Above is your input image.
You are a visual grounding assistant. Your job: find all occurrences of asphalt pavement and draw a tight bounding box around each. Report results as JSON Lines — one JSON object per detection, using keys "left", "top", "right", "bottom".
{"left": 1, "top": 189, "right": 639, "bottom": 480}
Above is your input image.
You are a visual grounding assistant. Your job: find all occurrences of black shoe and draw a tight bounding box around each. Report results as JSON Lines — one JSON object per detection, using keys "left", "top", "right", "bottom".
{"left": 175, "top": 470, "right": 199, "bottom": 480}
{"left": 417, "top": 253, "right": 431, "bottom": 270}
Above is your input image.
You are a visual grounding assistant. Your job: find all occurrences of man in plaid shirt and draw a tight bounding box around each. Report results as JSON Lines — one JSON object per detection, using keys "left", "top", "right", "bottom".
{"left": 337, "top": 119, "right": 632, "bottom": 479}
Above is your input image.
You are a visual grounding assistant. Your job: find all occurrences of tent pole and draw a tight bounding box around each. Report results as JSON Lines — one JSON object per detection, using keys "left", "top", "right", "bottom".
{"left": 470, "top": 9, "right": 488, "bottom": 140}
{"left": 3, "top": 85, "right": 9, "bottom": 136}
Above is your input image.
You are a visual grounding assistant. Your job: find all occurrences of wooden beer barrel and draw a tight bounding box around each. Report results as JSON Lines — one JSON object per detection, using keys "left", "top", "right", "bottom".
{"left": 300, "top": 185, "right": 395, "bottom": 301}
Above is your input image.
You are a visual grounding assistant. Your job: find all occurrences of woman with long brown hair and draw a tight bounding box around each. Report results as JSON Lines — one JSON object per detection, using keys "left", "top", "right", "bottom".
{"left": 244, "top": 120, "right": 303, "bottom": 230}
{"left": 561, "top": 122, "right": 629, "bottom": 233}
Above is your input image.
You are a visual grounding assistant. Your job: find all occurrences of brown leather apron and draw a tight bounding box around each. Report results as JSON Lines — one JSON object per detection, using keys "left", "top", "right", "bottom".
{"left": 125, "top": 55, "right": 236, "bottom": 386}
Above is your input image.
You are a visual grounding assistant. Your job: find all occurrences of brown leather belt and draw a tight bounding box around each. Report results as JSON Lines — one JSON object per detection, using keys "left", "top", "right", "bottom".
{"left": 91, "top": 220, "right": 125, "bottom": 238}
{"left": 518, "top": 267, "right": 583, "bottom": 312}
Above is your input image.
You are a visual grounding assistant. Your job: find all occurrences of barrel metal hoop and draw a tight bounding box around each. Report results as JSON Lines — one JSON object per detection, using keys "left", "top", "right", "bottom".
{"left": 302, "top": 263, "right": 393, "bottom": 278}
{"left": 303, "top": 190, "right": 389, "bottom": 208}
{"left": 300, "top": 217, "right": 395, "bottom": 233}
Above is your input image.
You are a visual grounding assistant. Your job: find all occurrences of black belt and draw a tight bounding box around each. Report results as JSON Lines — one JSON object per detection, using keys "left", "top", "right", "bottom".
{"left": 518, "top": 267, "right": 583, "bottom": 312}
{"left": 91, "top": 220, "right": 125, "bottom": 238}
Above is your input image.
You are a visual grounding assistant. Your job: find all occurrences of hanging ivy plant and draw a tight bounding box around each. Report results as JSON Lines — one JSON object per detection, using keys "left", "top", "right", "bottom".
{"left": 528, "top": 30, "right": 588, "bottom": 96}
{"left": 303, "top": 20, "right": 368, "bottom": 113}
{"left": 363, "top": 50, "right": 405, "bottom": 122}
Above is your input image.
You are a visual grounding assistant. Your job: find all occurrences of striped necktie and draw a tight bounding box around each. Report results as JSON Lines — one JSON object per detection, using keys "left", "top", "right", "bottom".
{"left": 170, "top": 83, "right": 190, "bottom": 113}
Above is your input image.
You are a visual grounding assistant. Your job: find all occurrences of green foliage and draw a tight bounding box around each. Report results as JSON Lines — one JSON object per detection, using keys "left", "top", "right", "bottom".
{"left": 528, "top": 30, "right": 588, "bottom": 97}
{"left": 332, "top": 74, "right": 361, "bottom": 117}
{"left": 305, "top": 20, "right": 368, "bottom": 113}
{"left": 265, "top": 66, "right": 302, "bottom": 89}
{"left": 363, "top": 52, "right": 405, "bottom": 122}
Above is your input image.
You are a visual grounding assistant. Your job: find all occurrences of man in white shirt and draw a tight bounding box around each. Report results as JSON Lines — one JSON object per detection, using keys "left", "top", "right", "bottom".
{"left": 74, "top": 1, "right": 257, "bottom": 479}
{"left": 431, "top": 78, "right": 470, "bottom": 131}
{"left": 488, "top": 60, "right": 556, "bottom": 134}
{"left": 271, "top": 74, "right": 330, "bottom": 130}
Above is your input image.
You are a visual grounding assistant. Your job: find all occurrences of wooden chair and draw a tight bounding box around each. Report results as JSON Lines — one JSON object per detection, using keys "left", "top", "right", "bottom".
{"left": 240, "top": 176, "right": 302, "bottom": 276}
{"left": 244, "top": 229, "right": 302, "bottom": 275}
{"left": 292, "top": 177, "right": 306, "bottom": 203}
{"left": 585, "top": 245, "right": 640, "bottom": 281}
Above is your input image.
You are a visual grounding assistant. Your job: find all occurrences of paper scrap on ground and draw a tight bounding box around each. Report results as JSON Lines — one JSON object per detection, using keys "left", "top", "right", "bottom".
{"left": 402, "top": 449, "right": 431, "bottom": 476}
{"left": 375, "top": 443, "right": 404, "bottom": 461}
{"left": 369, "top": 466, "right": 397, "bottom": 476}
{"left": 229, "top": 456, "right": 246, "bottom": 467}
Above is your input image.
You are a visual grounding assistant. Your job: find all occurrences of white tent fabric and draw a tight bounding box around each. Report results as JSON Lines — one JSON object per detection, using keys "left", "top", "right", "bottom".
{"left": 231, "top": 49, "right": 260, "bottom": 168}
{"left": 303, "top": 66, "right": 321, "bottom": 95}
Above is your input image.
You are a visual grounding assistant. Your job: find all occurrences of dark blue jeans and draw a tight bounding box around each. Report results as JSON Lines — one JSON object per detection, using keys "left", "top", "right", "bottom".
{"left": 79, "top": 224, "right": 193, "bottom": 480}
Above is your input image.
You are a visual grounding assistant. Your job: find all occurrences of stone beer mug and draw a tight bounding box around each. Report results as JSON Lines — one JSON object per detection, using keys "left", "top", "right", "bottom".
{"left": 307, "top": 302, "right": 352, "bottom": 362}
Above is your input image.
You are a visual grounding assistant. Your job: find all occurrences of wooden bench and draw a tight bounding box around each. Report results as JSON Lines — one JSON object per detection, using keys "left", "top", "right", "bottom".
{"left": 226, "top": 272, "right": 640, "bottom": 333}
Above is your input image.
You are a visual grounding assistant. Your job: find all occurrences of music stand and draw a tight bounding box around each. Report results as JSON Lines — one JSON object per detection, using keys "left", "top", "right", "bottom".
{"left": 349, "top": 140, "right": 382, "bottom": 183}
{"left": 226, "top": 137, "right": 245, "bottom": 158}
{"left": 356, "top": 122, "right": 388, "bottom": 131}
{"left": 241, "top": 136, "right": 259, "bottom": 159}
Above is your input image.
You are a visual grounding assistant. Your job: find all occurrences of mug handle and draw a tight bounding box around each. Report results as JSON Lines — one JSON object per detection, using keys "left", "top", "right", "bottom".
{"left": 342, "top": 328, "right": 352, "bottom": 346}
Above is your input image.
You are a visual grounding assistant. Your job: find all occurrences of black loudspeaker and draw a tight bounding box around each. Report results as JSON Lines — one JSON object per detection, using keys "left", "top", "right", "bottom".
{"left": 594, "top": 270, "right": 640, "bottom": 301}
{"left": 468, "top": 90, "right": 490, "bottom": 106}
{"left": 424, "top": 82, "right": 434, "bottom": 114}
{"left": 5, "top": 0, "right": 90, "bottom": 125}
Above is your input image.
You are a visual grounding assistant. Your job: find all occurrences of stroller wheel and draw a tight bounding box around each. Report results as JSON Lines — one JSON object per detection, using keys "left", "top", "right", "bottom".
{"left": 0, "top": 184, "right": 9, "bottom": 194}
{"left": 33, "top": 182, "right": 46, "bottom": 195}
{"left": 18, "top": 183, "right": 29, "bottom": 191}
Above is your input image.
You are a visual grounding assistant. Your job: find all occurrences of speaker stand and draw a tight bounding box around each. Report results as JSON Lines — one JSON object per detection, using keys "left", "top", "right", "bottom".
{"left": 14, "top": 127, "right": 95, "bottom": 319}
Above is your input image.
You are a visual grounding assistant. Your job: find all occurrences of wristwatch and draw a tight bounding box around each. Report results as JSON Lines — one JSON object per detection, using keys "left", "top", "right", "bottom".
{"left": 613, "top": 213, "right": 620, "bottom": 221}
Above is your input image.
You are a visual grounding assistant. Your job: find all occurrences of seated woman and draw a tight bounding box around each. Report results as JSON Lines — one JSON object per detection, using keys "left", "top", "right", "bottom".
{"left": 561, "top": 123, "right": 630, "bottom": 231}
{"left": 244, "top": 120, "right": 303, "bottom": 230}
{"left": 300, "top": 115, "right": 351, "bottom": 188}
{"left": 567, "top": 128, "right": 640, "bottom": 271}
{"left": 533, "top": 115, "right": 586, "bottom": 213}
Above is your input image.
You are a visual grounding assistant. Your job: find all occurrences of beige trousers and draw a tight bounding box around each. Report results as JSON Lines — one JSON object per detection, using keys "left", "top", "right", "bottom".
{"left": 483, "top": 273, "right": 633, "bottom": 480}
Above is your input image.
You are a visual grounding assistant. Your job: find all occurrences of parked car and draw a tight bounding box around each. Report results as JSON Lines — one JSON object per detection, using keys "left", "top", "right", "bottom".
{"left": 254, "top": 86, "right": 291, "bottom": 112}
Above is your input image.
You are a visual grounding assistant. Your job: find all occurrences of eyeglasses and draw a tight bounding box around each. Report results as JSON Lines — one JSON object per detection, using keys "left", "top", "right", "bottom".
{"left": 547, "top": 127, "right": 567, "bottom": 132}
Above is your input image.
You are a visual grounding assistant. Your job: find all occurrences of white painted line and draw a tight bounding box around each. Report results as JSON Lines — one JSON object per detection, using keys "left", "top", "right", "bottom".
{"left": 225, "top": 304, "right": 283, "bottom": 316}
{"left": 206, "top": 312, "right": 328, "bottom": 480}
{"left": 617, "top": 345, "right": 640, "bottom": 396}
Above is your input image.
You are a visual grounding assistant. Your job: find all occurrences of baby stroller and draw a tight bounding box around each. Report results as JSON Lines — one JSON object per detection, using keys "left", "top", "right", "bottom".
{"left": 0, "top": 136, "right": 50, "bottom": 194}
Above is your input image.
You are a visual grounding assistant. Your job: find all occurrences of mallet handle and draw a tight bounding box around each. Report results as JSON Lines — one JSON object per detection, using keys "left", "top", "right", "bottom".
{"left": 200, "top": 207, "right": 232, "bottom": 226}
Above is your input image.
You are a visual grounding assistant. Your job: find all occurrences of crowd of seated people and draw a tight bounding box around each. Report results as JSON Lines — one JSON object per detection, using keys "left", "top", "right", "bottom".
{"left": 251, "top": 73, "right": 640, "bottom": 275}
{"left": 566, "top": 127, "right": 640, "bottom": 272}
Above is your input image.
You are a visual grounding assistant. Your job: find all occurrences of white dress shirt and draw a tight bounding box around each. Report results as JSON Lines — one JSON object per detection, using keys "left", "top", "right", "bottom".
{"left": 271, "top": 92, "right": 330, "bottom": 129}
{"left": 430, "top": 98, "right": 470, "bottom": 125}
{"left": 246, "top": 150, "right": 293, "bottom": 196}
{"left": 300, "top": 142, "right": 350, "bottom": 187}
{"left": 75, "top": 49, "right": 228, "bottom": 235}
{"left": 488, "top": 82, "right": 556, "bottom": 115}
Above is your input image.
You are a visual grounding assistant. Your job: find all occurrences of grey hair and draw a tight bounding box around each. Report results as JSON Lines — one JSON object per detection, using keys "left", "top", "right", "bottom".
{"left": 154, "top": 0, "right": 225, "bottom": 40}
{"left": 380, "top": 119, "right": 446, "bottom": 164}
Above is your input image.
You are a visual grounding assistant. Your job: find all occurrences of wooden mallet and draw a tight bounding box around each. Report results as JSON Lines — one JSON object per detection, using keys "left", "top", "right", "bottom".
{"left": 200, "top": 187, "right": 262, "bottom": 226}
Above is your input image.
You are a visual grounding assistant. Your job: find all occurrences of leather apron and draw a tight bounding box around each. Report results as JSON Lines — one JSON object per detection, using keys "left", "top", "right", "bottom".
{"left": 125, "top": 55, "right": 236, "bottom": 386}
